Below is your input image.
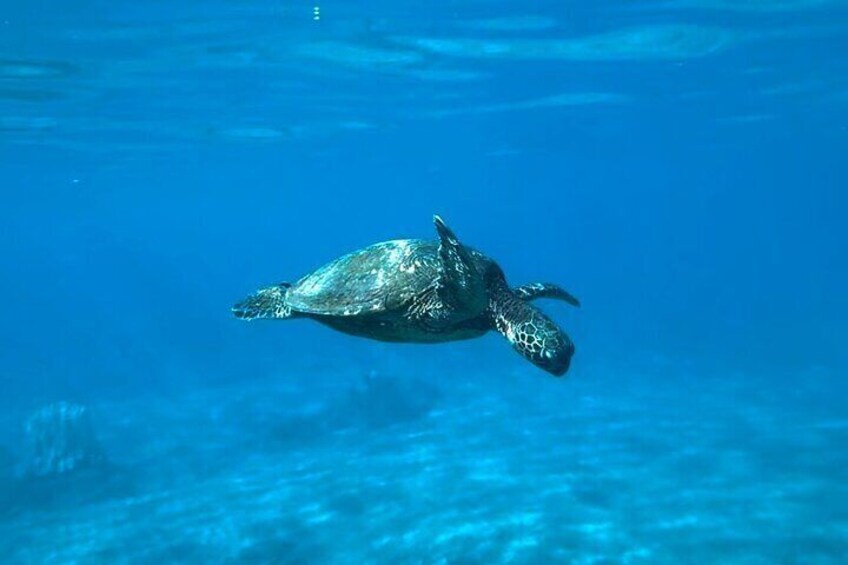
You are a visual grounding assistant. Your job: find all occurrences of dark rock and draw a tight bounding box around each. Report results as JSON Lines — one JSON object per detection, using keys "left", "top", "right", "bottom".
{"left": 337, "top": 370, "right": 441, "bottom": 428}
{"left": 226, "top": 370, "right": 442, "bottom": 449}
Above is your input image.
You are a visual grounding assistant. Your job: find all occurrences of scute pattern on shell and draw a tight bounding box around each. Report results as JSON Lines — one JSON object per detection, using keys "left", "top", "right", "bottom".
{"left": 286, "top": 239, "right": 442, "bottom": 316}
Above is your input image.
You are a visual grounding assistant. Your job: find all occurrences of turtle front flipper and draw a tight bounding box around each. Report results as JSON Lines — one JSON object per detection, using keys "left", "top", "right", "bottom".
{"left": 433, "top": 215, "right": 487, "bottom": 316}
{"left": 489, "top": 285, "right": 574, "bottom": 376}
{"left": 513, "top": 282, "right": 580, "bottom": 307}
{"left": 232, "top": 283, "right": 296, "bottom": 320}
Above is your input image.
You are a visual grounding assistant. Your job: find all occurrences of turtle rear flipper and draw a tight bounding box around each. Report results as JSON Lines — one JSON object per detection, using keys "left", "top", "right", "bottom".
{"left": 433, "top": 215, "right": 487, "bottom": 316}
{"left": 232, "top": 283, "right": 296, "bottom": 320}
{"left": 489, "top": 285, "right": 574, "bottom": 376}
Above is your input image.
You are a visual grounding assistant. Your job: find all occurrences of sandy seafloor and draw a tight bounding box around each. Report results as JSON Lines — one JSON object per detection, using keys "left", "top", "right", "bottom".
{"left": 1, "top": 356, "right": 844, "bottom": 564}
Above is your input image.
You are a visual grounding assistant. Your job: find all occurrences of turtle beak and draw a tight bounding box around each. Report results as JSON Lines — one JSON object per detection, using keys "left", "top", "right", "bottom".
{"left": 541, "top": 338, "right": 574, "bottom": 377}
{"left": 531, "top": 331, "right": 574, "bottom": 377}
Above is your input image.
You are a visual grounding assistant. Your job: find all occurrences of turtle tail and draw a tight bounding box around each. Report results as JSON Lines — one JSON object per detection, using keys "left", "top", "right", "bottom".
{"left": 232, "top": 283, "right": 295, "bottom": 320}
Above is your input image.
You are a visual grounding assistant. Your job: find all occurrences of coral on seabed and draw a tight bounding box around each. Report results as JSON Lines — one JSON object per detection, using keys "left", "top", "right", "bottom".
{"left": 21, "top": 402, "right": 103, "bottom": 478}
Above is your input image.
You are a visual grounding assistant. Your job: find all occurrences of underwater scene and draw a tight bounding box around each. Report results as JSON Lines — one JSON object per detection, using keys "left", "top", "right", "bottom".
{"left": 1, "top": 0, "right": 847, "bottom": 563}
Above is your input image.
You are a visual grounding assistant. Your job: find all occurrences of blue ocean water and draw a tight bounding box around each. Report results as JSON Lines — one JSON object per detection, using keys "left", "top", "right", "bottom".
{"left": 1, "top": 0, "right": 847, "bottom": 562}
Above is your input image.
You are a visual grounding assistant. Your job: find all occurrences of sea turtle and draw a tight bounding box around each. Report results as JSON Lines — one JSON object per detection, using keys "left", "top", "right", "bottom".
{"left": 233, "top": 216, "right": 579, "bottom": 376}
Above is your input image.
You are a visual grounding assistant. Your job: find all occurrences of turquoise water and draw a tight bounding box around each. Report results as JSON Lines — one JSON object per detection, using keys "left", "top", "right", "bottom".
{"left": 1, "top": 1, "right": 847, "bottom": 562}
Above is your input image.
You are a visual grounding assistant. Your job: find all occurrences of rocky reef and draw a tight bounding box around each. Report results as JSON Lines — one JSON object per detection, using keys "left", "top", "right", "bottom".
{"left": 339, "top": 370, "right": 442, "bottom": 429}
{"left": 21, "top": 402, "right": 104, "bottom": 478}
{"left": 0, "top": 445, "right": 12, "bottom": 481}
{"left": 226, "top": 370, "right": 443, "bottom": 448}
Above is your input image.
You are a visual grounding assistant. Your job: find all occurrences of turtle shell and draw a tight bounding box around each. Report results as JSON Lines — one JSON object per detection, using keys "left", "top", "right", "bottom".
{"left": 286, "top": 239, "right": 442, "bottom": 317}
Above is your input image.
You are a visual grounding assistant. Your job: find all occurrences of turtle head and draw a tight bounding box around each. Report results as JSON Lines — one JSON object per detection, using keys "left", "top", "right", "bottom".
{"left": 489, "top": 282, "right": 575, "bottom": 377}
{"left": 524, "top": 320, "right": 574, "bottom": 376}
